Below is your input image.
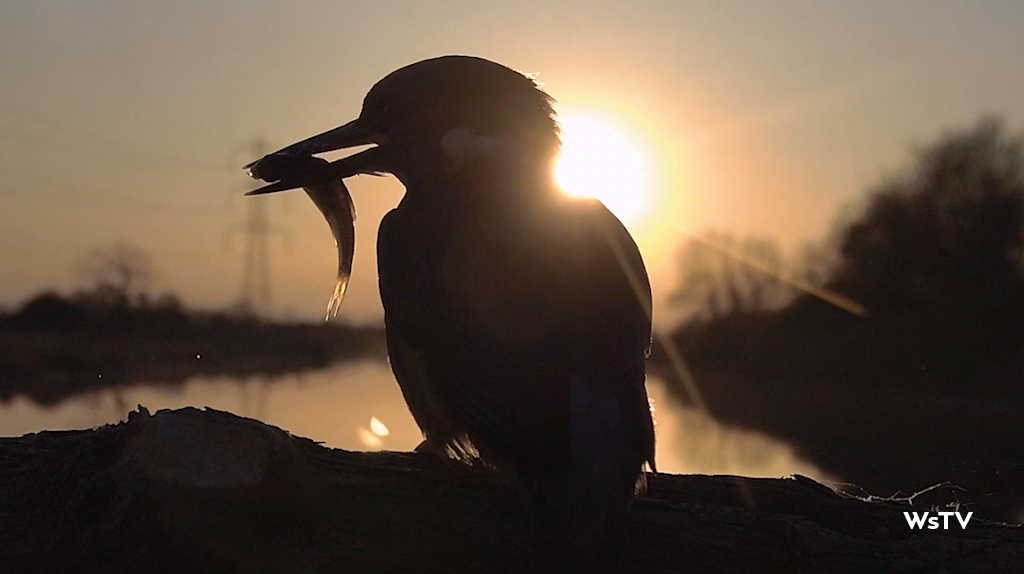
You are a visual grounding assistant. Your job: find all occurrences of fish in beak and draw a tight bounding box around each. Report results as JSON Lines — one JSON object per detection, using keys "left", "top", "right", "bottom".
{"left": 243, "top": 120, "right": 385, "bottom": 319}
{"left": 244, "top": 119, "right": 386, "bottom": 195}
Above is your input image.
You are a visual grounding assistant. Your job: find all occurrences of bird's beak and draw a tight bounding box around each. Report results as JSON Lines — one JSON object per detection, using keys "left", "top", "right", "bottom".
{"left": 264, "top": 119, "right": 380, "bottom": 157}
{"left": 243, "top": 119, "right": 387, "bottom": 195}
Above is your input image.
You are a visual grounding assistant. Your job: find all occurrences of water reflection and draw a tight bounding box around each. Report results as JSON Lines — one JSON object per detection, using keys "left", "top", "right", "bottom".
{"left": 0, "top": 362, "right": 827, "bottom": 479}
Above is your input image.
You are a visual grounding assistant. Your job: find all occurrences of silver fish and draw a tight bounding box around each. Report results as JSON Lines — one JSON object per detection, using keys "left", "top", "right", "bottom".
{"left": 244, "top": 153, "right": 358, "bottom": 320}
{"left": 302, "top": 179, "right": 356, "bottom": 320}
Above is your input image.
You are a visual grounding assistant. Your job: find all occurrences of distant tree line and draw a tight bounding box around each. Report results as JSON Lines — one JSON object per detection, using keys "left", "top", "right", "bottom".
{"left": 664, "top": 117, "right": 1024, "bottom": 398}
{"left": 0, "top": 243, "right": 387, "bottom": 405}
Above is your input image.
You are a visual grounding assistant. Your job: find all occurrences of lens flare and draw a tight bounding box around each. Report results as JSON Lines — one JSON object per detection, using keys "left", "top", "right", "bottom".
{"left": 369, "top": 416, "right": 390, "bottom": 437}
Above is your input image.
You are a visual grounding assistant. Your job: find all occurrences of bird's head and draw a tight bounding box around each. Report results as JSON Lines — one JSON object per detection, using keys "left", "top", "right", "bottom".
{"left": 246, "top": 56, "right": 560, "bottom": 193}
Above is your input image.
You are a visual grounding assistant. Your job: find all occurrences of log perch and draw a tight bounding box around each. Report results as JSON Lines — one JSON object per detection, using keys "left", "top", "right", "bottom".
{"left": 1, "top": 407, "right": 1021, "bottom": 573}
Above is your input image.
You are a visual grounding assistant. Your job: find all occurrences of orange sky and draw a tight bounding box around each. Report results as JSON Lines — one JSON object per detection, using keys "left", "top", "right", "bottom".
{"left": 2, "top": 1, "right": 1023, "bottom": 325}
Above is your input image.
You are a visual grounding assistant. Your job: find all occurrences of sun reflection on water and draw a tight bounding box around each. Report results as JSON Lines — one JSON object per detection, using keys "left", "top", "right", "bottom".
{"left": 0, "top": 363, "right": 828, "bottom": 480}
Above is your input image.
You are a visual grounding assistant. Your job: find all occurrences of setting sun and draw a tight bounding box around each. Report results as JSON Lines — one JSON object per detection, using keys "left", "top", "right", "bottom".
{"left": 555, "top": 117, "right": 647, "bottom": 221}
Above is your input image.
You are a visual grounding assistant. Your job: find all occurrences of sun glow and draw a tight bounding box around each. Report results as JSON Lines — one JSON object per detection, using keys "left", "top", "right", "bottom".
{"left": 555, "top": 117, "right": 646, "bottom": 221}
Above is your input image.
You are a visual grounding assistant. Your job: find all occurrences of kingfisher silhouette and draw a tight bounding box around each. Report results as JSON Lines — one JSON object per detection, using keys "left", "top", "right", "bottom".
{"left": 246, "top": 56, "right": 655, "bottom": 572}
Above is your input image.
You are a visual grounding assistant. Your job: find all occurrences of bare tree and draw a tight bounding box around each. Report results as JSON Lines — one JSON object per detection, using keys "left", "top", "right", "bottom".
{"left": 671, "top": 232, "right": 792, "bottom": 321}
{"left": 78, "top": 242, "right": 153, "bottom": 303}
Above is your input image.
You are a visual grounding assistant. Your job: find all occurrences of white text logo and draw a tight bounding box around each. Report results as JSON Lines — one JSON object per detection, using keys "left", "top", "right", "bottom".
{"left": 904, "top": 511, "right": 973, "bottom": 530}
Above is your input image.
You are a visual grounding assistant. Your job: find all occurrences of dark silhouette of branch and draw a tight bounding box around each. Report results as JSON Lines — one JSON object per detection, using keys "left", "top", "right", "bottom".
{"left": 2, "top": 407, "right": 1021, "bottom": 573}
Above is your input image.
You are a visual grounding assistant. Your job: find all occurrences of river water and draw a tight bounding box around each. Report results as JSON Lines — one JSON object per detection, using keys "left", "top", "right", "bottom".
{"left": 0, "top": 362, "right": 827, "bottom": 479}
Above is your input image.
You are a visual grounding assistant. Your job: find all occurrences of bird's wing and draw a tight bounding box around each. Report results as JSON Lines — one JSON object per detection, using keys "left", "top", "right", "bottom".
{"left": 379, "top": 195, "right": 654, "bottom": 473}
{"left": 554, "top": 199, "right": 656, "bottom": 473}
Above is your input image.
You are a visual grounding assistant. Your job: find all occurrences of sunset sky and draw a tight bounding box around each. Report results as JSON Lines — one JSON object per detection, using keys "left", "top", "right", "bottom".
{"left": 2, "top": 1, "right": 1023, "bottom": 325}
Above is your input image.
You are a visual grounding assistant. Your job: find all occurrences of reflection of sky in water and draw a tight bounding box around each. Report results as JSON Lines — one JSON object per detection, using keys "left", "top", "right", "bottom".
{"left": 0, "top": 362, "right": 827, "bottom": 480}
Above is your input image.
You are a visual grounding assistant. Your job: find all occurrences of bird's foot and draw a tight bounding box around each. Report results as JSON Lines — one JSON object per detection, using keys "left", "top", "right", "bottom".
{"left": 412, "top": 439, "right": 459, "bottom": 472}
{"left": 413, "top": 439, "right": 490, "bottom": 473}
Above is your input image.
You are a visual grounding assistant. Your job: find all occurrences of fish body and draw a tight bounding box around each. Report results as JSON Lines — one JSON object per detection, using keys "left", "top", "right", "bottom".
{"left": 246, "top": 153, "right": 357, "bottom": 319}
{"left": 303, "top": 179, "right": 356, "bottom": 319}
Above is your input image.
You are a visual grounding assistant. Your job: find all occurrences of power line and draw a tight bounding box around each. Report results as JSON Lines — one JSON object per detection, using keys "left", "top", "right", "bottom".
{"left": 0, "top": 167, "right": 229, "bottom": 218}
{"left": 0, "top": 107, "right": 227, "bottom": 175}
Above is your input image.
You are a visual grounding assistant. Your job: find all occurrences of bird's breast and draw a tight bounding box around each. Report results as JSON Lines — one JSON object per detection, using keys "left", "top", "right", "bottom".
{"left": 379, "top": 194, "right": 578, "bottom": 350}
{"left": 440, "top": 212, "right": 572, "bottom": 348}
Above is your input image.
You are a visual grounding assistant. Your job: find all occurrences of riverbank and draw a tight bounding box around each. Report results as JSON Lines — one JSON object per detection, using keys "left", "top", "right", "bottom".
{"left": 0, "top": 291, "right": 386, "bottom": 405}
{"left": 648, "top": 315, "right": 1024, "bottom": 523}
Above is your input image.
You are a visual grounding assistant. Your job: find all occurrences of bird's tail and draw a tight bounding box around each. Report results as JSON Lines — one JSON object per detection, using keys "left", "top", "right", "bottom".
{"left": 525, "top": 375, "right": 648, "bottom": 573}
